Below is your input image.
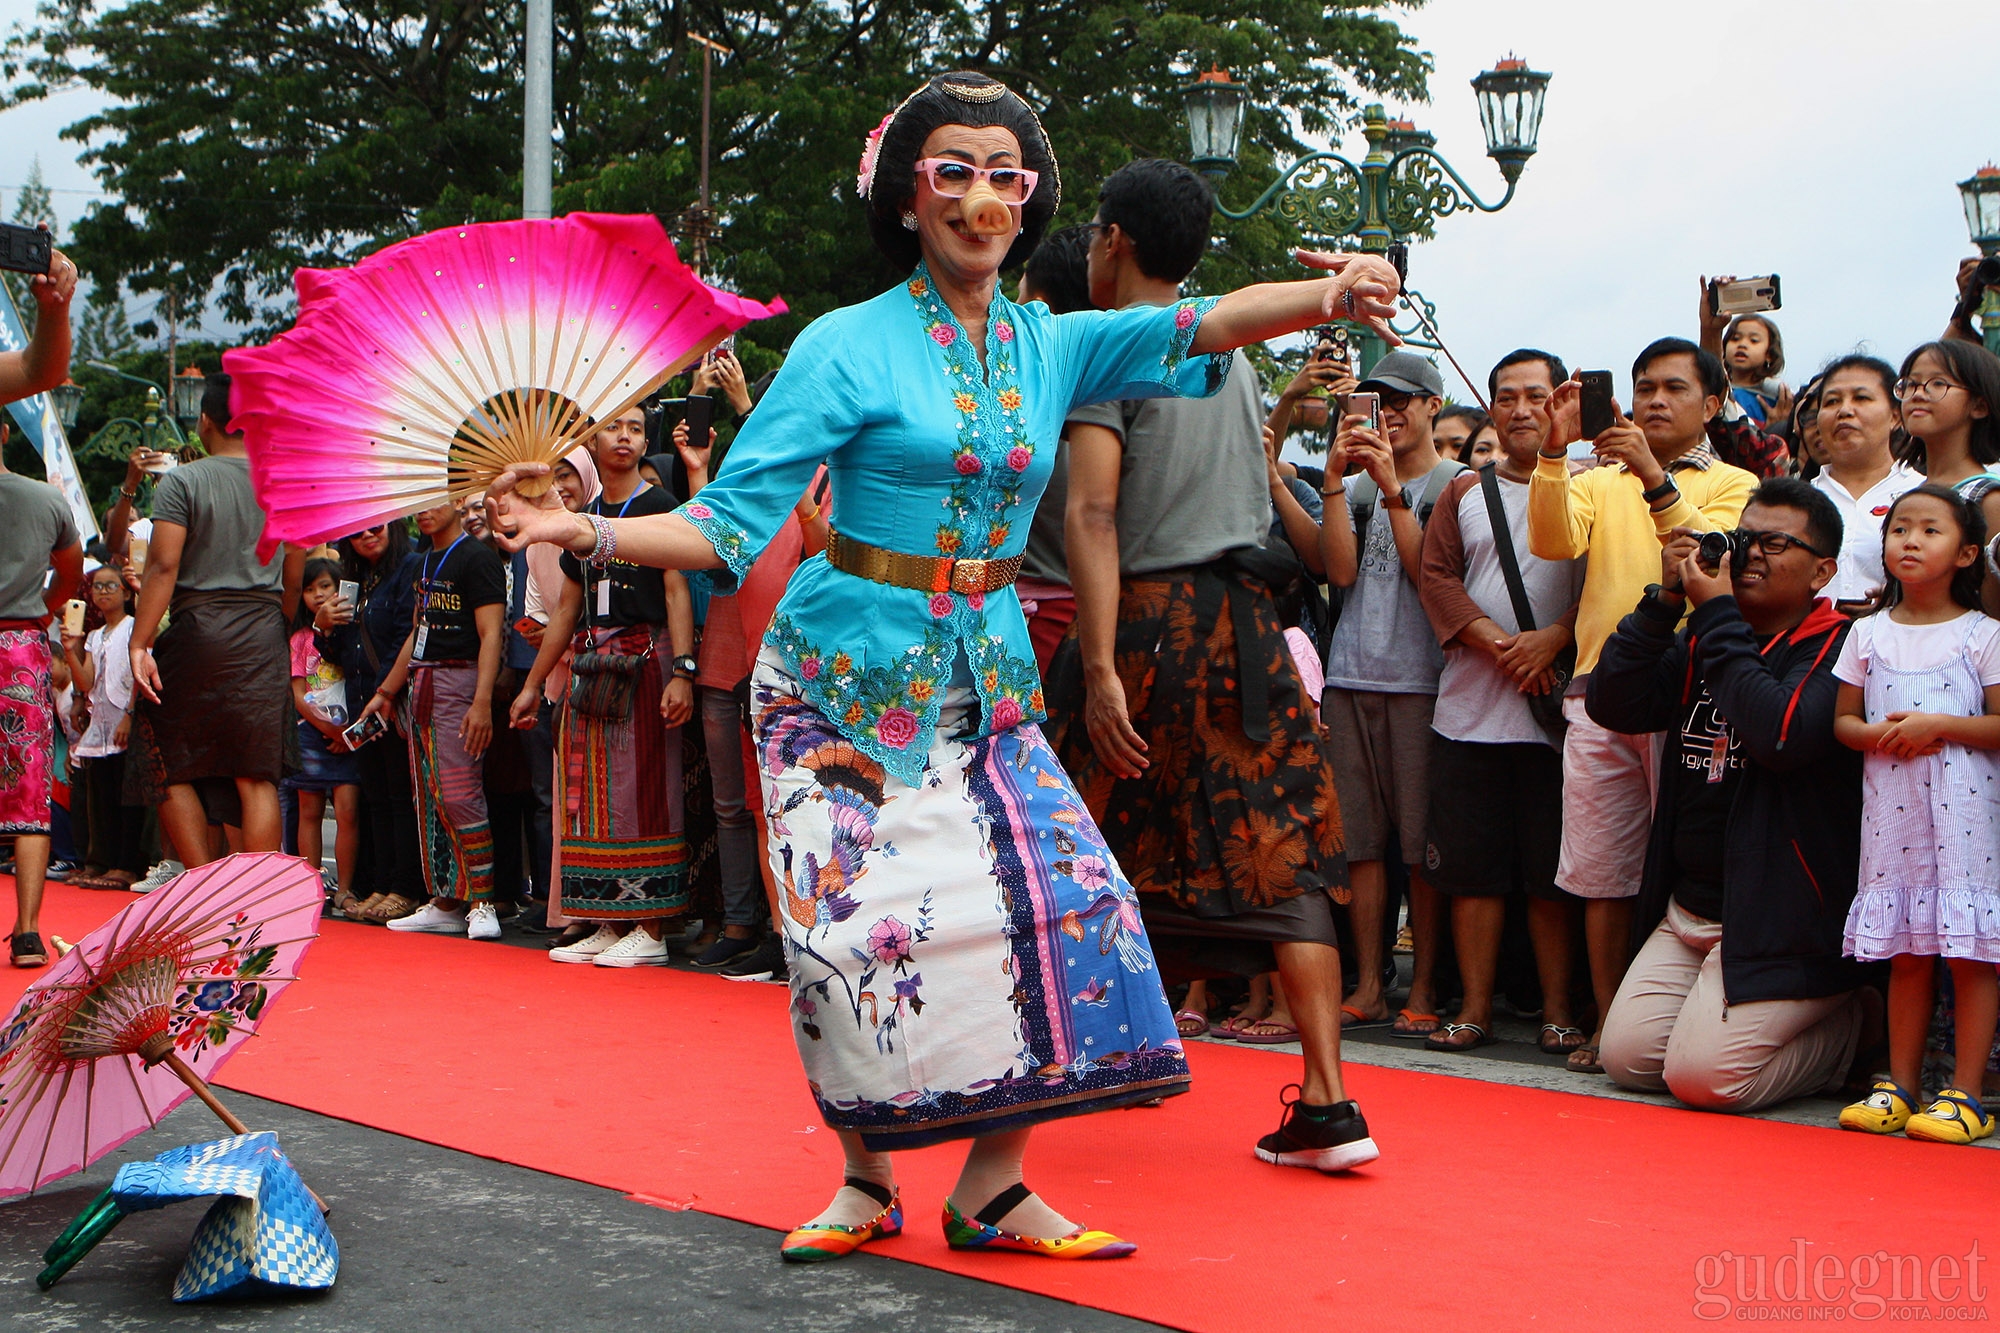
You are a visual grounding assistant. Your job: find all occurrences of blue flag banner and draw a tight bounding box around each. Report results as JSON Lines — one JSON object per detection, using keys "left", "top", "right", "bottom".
{"left": 0, "top": 282, "right": 98, "bottom": 539}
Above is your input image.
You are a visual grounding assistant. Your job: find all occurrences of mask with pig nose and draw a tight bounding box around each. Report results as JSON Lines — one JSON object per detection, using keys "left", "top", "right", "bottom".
{"left": 956, "top": 178, "right": 1016, "bottom": 238}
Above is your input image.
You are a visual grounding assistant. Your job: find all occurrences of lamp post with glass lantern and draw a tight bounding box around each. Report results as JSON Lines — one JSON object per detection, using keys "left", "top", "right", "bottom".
{"left": 1959, "top": 164, "right": 2000, "bottom": 353}
{"left": 1182, "top": 57, "right": 1551, "bottom": 374}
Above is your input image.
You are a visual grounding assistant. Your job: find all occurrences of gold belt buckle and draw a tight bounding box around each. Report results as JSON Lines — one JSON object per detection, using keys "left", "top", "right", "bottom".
{"left": 950, "top": 558, "right": 989, "bottom": 594}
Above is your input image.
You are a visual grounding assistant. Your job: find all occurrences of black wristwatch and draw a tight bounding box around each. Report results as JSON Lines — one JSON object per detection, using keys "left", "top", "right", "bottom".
{"left": 1641, "top": 477, "right": 1679, "bottom": 505}
{"left": 1641, "top": 583, "right": 1687, "bottom": 619}
{"left": 671, "top": 654, "right": 699, "bottom": 679}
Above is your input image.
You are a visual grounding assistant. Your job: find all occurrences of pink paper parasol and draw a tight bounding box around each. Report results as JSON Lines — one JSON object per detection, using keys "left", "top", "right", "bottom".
{"left": 224, "top": 212, "right": 787, "bottom": 556}
{"left": 0, "top": 853, "right": 324, "bottom": 1198}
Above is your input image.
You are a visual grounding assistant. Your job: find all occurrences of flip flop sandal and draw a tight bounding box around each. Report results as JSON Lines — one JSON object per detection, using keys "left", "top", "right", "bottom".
{"left": 361, "top": 893, "right": 418, "bottom": 925}
{"left": 1567, "top": 1044, "right": 1605, "bottom": 1074}
{"left": 1235, "top": 1020, "right": 1302, "bottom": 1046}
{"left": 1174, "top": 1009, "right": 1210, "bottom": 1038}
{"left": 1339, "top": 1004, "right": 1391, "bottom": 1031}
{"left": 1209, "top": 1014, "right": 1260, "bottom": 1041}
{"left": 1538, "top": 1024, "right": 1587, "bottom": 1055}
{"left": 64, "top": 873, "right": 121, "bottom": 890}
{"left": 1389, "top": 1008, "right": 1442, "bottom": 1039}
{"left": 330, "top": 892, "right": 365, "bottom": 920}
{"left": 1425, "top": 1022, "right": 1492, "bottom": 1052}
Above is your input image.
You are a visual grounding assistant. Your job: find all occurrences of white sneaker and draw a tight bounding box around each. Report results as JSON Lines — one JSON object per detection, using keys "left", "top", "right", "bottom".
{"left": 132, "top": 860, "right": 184, "bottom": 894}
{"left": 386, "top": 902, "right": 467, "bottom": 934}
{"left": 466, "top": 903, "right": 501, "bottom": 941}
{"left": 593, "top": 927, "right": 670, "bottom": 968}
{"left": 548, "top": 924, "right": 622, "bottom": 964}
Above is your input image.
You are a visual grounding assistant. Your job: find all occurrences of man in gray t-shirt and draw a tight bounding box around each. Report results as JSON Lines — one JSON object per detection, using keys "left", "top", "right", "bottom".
{"left": 0, "top": 420, "right": 83, "bottom": 968}
{"left": 1320, "top": 350, "right": 1461, "bottom": 1037}
{"left": 129, "top": 371, "right": 300, "bottom": 867}
{"left": 1047, "top": 159, "right": 1373, "bottom": 1176}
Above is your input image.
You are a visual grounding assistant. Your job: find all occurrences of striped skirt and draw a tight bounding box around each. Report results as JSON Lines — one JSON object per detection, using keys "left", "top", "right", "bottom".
{"left": 404, "top": 663, "right": 495, "bottom": 903}
{"left": 557, "top": 626, "right": 688, "bottom": 921}
{"left": 753, "top": 648, "right": 1189, "bottom": 1151}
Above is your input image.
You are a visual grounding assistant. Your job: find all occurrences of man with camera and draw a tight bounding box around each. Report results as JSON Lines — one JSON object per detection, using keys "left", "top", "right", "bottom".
{"left": 0, "top": 236, "right": 81, "bottom": 968}
{"left": 1586, "top": 479, "right": 1873, "bottom": 1112}
{"left": 1527, "top": 338, "right": 1755, "bottom": 1073}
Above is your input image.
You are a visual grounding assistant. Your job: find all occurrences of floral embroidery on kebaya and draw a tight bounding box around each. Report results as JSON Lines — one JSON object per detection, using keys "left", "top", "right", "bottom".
{"left": 682, "top": 503, "right": 752, "bottom": 579}
{"left": 965, "top": 633, "right": 1045, "bottom": 735}
{"left": 1163, "top": 294, "right": 1220, "bottom": 374}
{"left": 768, "top": 614, "right": 955, "bottom": 784}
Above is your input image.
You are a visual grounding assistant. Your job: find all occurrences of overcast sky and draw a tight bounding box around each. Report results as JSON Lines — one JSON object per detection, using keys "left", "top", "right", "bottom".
{"left": 1, "top": 0, "right": 1994, "bottom": 389}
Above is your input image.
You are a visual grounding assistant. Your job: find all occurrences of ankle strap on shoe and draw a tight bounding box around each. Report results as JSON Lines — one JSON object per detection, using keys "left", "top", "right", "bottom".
{"left": 843, "top": 1176, "right": 894, "bottom": 1209}
{"left": 974, "top": 1181, "right": 1033, "bottom": 1227}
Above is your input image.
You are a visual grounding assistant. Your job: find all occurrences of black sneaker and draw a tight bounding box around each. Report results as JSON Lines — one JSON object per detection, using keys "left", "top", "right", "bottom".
{"left": 10, "top": 932, "right": 47, "bottom": 968}
{"left": 1254, "top": 1085, "right": 1379, "bottom": 1172}
{"left": 692, "top": 933, "right": 761, "bottom": 969}
{"left": 44, "top": 861, "right": 77, "bottom": 883}
{"left": 719, "top": 935, "right": 785, "bottom": 983}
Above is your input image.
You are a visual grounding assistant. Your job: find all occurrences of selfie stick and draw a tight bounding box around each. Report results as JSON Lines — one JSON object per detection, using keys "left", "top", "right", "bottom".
{"left": 1396, "top": 287, "right": 1489, "bottom": 416}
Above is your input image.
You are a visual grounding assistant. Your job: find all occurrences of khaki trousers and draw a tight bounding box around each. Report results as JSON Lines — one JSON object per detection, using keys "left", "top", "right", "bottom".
{"left": 1601, "top": 900, "right": 1864, "bottom": 1112}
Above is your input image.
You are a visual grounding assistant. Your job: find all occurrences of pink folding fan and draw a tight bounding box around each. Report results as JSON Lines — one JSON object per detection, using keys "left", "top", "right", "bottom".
{"left": 224, "top": 212, "right": 786, "bottom": 555}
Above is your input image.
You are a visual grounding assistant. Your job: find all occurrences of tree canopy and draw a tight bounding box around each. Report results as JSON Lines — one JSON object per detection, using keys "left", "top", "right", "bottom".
{"left": 4, "top": 0, "right": 1430, "bottom": 359}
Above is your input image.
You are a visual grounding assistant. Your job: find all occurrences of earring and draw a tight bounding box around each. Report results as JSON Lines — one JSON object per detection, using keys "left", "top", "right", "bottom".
{"left": 901, "top": 211, "right": 919, "bottom": 231}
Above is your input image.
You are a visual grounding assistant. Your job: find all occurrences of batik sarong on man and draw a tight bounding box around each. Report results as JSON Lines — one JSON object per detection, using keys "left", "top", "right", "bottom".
{"left": 404, "top": 663, "right": 495, "bottom": 903}
{"left": 754, "top": 648, "right": 1189, "bottom": 1151}
{"left": 557, "top": 626, "right": 688, "bottom": 921}
{"left": 0, "top": 627, "right": 55, "bottom": 836}
{"left": 1046, "top": 551, "right": 1347, "bottom": 975}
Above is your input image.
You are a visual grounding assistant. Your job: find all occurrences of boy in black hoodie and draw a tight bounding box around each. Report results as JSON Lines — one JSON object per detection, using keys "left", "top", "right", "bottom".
{"left": 1589, "top": 478, "right": 1877, "bottom": 1111}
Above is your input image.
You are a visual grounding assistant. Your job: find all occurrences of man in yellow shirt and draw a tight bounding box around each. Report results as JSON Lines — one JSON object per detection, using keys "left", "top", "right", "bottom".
{"left": 1526, "top": 337, "right": 1755, "bottom": 1075}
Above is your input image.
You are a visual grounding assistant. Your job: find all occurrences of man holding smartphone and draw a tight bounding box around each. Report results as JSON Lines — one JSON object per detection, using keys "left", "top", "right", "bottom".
{"left": 1526, "top": 338, "right": 1755, "bottom": 1074}
{"left": 0, "top": 231, "right": 77, "bottom": 405}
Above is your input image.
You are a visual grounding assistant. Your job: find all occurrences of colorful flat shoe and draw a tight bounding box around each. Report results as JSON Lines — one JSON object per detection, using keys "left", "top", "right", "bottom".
{"left": 1839, "top": 1080, "right": 1920, "bottom": 1135}
{"left": 779, "top": 1177, "right": 901, "bottom": 1263}
{"left": 942, "top": 1184, "right": 1135, "bottom": 1259}
{"left": 1905, "top": 1088, "right": 1995, "bottom": 1145}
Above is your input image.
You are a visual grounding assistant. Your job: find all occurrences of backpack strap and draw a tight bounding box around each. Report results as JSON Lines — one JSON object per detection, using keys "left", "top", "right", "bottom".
{"left": 1347, "top": 459, "right": 1467, "bottom": 533}
{"left": 1478, "top": 463, "right": 1539, "bottom": 634}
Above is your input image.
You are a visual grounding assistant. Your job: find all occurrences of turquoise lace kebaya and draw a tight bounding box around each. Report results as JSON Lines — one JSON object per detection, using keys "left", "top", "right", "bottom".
{"left": 683, "top": 265, "right": 1222, "bottom": 785}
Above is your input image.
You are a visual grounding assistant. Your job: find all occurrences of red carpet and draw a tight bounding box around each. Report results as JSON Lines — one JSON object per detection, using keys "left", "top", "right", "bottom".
{"left": 5, "top": 879, "right": 1994, "bottom": 1331}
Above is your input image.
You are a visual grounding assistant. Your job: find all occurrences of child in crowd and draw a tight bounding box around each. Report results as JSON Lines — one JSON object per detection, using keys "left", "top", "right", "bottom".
{"left": 1832, "top": 484, "right": 2000, "bottom": 1144}
{"left": 62, "top": 565, "right": 143, "bottom": 890}
{"left": 1721, "top": 314, "right": 1785, "bottom": 428}
{"left": 289, "top": 557, "right": 364, "bottom": 912}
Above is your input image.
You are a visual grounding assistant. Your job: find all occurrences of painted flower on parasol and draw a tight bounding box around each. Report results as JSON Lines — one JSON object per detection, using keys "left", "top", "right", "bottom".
{"left": 0, "top": 853, "right": 324, "bottom": 1199}
{"left": 223, "top": 212, "right": 787, "bottom": 557}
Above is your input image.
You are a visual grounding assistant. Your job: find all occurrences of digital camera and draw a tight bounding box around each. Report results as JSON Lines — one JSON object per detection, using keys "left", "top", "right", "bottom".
{"left": 1698, "top": 529, "right": 1751, "bottom": 575}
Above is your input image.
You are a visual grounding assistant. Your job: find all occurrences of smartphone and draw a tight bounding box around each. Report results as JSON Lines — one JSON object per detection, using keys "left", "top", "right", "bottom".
{"left": 514, "top": 615, "right": 543, "bottom": 636}
{"left": 129, "top": 537, "right": 149, "bottom": 569}
{"left": 0, "top": 222, "right": 51, "bottom": 277}
{"left": 706, "top": 333, "right": 736, "bottom": 364}
{"left": 140, "top": 451, "right": 178, "bottom": 475}
{"left": 1386, "top": 241, "right": 1409, "bottom": 284}
{"left": 61, "top": 599, "right": 85, "bottom": 636}
{"left": 1708, "top": 275, "right": 1781, "bottom": 316}
{"left": 337, "top": 580, "right": 360, "bottom": 614}
{"left": 1348, "top": 391, "right": 1380, "bottom": 436}
{"left": 680, "top": 394, "right": 713, "bottom": 455}
{"left": 1579, "top": 371, "right": 1617, "bottom": 440}
{"left": 342, "top": 712, "right": 387, "bottom": 749}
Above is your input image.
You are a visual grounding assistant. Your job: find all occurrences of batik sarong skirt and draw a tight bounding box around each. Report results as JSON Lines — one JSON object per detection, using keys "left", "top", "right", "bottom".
{"left": 557, "top": 626, "right": 688, "bottom": 920}
{"left": 403, "top": 663, "right": 494, "bottom": 903}
{"left": 752, "top": 648, "right": 1190, "bottom": 1151}
{"left": 0, "top": 629, "right": 54, "bottom": 836}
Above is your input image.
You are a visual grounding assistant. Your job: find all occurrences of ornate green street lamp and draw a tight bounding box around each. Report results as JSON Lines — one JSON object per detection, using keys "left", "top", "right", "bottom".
{"left": 1184, "top": 57, "right": 1551, "bottom": 375}
{"left": 72, "top": 360, "right": 195, "bottom": 469}
{"left": 1960, "top": 164, "right": 2000, "bottom": 353}
{"left": 170, "top": 365, "right": 207, "bottom": 428}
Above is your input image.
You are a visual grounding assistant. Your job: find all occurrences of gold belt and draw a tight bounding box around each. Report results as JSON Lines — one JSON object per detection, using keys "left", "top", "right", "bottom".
{"left": 825, "top": 528, "right": 1024, "bottom": 596}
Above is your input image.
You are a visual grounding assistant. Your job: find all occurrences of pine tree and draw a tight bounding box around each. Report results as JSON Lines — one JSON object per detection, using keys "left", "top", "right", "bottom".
{"left": 4, "top": 158, "right": 57, "bottom": 316}
{"left": 73, "top": 277, "right": 137, "bottom": 364}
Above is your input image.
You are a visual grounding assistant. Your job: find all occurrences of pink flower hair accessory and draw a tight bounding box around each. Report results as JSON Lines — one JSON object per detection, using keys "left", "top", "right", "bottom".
{"left": 856, "top": 112, "right": 896, "bottom": 199}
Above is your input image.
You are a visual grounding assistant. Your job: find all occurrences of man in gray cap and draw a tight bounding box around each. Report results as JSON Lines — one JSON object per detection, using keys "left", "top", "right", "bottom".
{"left": 1320, "top": 350, "right": 1465, "bottom": 1036}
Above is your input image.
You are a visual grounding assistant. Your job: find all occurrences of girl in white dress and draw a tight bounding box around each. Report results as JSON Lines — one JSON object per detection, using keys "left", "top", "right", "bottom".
{"left": 1832, "top": 484, "right": 2000, "bottom": 1144}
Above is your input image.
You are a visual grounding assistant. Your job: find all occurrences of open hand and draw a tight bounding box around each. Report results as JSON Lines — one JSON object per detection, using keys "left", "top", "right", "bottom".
{"left": 1294, "top": 250, "right": 1402, "bottom": 347}
{"left": 131, "top": 644, "right": 162, "bottom": 704}
{"left": 1678, "top": 549, "right": 1734, "bottom": 606}
{"left": 459, "top": 704, "right": 492, "bottom": 758}
{"left": 31, "top": 243, "right": 77, "bottom": 311}
{"left": 485, "top": 464, "right": 587, "bottom": 553}
{"left": 1083, "top": 673, "right": 1148, "bottom": 779}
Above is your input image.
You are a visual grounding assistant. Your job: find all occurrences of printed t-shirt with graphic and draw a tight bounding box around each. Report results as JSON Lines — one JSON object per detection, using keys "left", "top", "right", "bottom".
{"left": 411, "top": 537, "right": 507, "bottom": 662}
{"left": 289, "top": 628, "right": 349, "bottom": 727}
{"left": 1662, "top": 671, "right": 1750, "bottom": 922}
{"left": 1324, "top": 457, "right": 1460, "bottom": 695}
{"left": 559, "top": 484, "right": 679, "bottom": 628}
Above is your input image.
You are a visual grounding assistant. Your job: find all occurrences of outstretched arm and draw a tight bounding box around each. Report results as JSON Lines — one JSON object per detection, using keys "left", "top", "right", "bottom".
{"left": 487, "top": 465, "right": 724, "bottom": 571}
{"left": 1191, "top": 251, "right": 1400, "bottom": 354}
{"left": 0, "top": 243, "right": 77, "bottom": 402}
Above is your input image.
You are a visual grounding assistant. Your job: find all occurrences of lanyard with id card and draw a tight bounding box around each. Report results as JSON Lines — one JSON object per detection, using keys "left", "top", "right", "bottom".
{"left": 416, "top": 532, "right": 468, "bottom": 659}
{"left": 586, "top": 486, "right": 646, "bottom": 630}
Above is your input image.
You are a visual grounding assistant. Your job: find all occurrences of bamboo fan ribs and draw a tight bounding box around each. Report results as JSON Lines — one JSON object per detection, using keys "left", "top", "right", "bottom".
{"left": 224, "top": 213, "right": 787, "bottom": 557}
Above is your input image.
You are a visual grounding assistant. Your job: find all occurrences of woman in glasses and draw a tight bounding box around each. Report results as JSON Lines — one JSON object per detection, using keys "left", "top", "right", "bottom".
{"left": 485, "top": 69, "right": 1400, "bottom": 1261}
{"left": 1893, "top": 340, "right": 2000, "bottom": 612}
{"left": 323, "top": 519, "right": 423, "bottom": 923}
